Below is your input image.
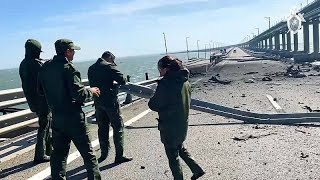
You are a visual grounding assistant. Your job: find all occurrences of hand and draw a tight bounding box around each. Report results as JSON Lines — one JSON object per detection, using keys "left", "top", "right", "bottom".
{"left": 90, "top": 87, "right": 100, "bottom": 97}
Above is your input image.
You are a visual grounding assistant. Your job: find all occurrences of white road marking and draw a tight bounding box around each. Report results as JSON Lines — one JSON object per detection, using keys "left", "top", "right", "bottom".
{"left": 266, "top": 94, "right": 283, "bottom": 112}
{"left": 191, "top": 78, "right": 203, "bottom": 85}
{"left": 28, "top": 109, "right": 152, "bottom": 180}
{"left": 0, "top": 132, "right": 37, "bottom": 163}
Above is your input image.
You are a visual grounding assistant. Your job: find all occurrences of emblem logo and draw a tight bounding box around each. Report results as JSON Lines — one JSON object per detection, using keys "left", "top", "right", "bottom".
{"left": 287, "top": 8, "right": 306, "bottom": 34}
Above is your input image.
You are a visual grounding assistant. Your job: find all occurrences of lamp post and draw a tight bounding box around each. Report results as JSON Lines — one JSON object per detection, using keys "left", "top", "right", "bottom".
{"left": 197, "top": 40, "right": 200, "bottom": 59}
{"left": 205, "top": 44, "right": 207, "bottom": 59}
{"left": 255, "top": 28, "right": 260, "bottom": 35}
{"left": 265, "top": 17, "right": 271, "bottom": 29}
{"left": 163, "top": 32, "right": 168, "bottom": 55}
{"left": 186, "top": 37, "right": 190, "bottom": 60}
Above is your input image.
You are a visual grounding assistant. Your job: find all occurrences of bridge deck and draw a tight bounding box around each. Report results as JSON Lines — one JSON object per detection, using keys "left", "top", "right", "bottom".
{"left": 2, "top": 48, "right": 320, "bottom": 180}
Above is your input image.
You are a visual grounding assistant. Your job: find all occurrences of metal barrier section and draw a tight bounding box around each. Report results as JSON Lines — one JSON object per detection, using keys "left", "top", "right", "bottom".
{"left": 119, "top": 83, "right": 320, "bottom": 125}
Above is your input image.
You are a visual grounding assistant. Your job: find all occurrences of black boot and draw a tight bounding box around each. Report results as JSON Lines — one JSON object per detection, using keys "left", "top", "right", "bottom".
{"left": 33, "top": 155, "right": 50, "bottom": 164}
{"left": 191, "top": 171, "right": 205, "bottom": 180}
{"left": 98, "top": 152, "right": 109, "bottom": 163}
{"left": 114, "top": 156, "right": 133, "bottom": 164}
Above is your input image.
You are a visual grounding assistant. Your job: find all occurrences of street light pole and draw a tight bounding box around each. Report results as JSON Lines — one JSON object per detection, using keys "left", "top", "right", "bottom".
{"left": 186, "top": 37, "right": 190, "bottom": 60}
{"left": 265, "top": 17, "right": 271, "bottom": 29}
{"left": 255, "top": 28, "right": 260, "bottom": 35}
{"left": 205, "top": 44, "right": 207, "bottom": 59}
{"left": 163, "top": 32, "right": 168, "bottom": 55}
{"left": 197, "top": 40, "right": 200, "bottom": 59}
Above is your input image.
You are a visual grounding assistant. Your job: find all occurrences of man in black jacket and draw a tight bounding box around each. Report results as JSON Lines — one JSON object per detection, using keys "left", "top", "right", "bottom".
{"left": 88, "top": 51, "right": 132, "bottom": 163}
{"left": 19, "top": 39, "right": 52, "bottom": 164}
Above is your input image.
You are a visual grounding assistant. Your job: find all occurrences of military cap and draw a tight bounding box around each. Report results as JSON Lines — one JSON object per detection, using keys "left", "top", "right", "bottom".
{"left": 25, "top": 39, "right": 42, "bottom": 52}
{"left": 54, "top": 39, "right": 81, "bottom": 54}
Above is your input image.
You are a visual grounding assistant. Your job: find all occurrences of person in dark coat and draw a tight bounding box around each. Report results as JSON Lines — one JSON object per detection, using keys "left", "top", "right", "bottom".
{"left": 19, "top": 39, "right": 52, "bottom": 164}
{"left": 148, "top": 56, "right": 205, "bottom": 180}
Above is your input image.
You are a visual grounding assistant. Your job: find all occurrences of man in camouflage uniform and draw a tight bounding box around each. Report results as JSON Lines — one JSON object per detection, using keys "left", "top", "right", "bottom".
{"left": 38, "top": 39, "right": 101, "bottom": 179}
{"left": 88, "top": 51, "right": 132, "bottom": 163}
{"left": 19, "top": 39, "right": 52, "bottom": 164}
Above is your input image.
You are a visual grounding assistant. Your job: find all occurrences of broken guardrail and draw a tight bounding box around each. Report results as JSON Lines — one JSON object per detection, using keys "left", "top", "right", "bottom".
{"left": 120, "top": 82, "right": 320, "bottom": 125}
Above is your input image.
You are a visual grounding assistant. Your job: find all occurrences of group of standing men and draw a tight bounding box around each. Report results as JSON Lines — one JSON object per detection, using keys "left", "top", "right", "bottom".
{"left": 19, "top": 39, "right": 132, "bottom": 179}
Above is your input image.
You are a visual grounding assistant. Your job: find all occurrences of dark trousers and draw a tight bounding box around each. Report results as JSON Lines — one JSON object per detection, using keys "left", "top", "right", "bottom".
{"left": 34, "top": 110, "right": 52, "bottom": 160}
{"left": 164, "top": 144, "right": 203, "bottom": 180}
{"left": 50, "top": 112, "right": 101, "bottom": 180}
{"left": 95, "top": 106, "right": 124, "bottom": 158}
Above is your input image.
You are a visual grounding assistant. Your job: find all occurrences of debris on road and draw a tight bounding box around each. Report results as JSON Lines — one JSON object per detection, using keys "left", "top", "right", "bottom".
{"left": 244, "top": 79, "right": 255, "bottom": 83}
{"left": 262, "top": 77, "right": 272, "bottom": 81}
{"left": 285, "top": 65, "right": 307, "bottom": 78}
{"left": 232, "top": 133, "right": 276, "bottom": 141}
{"left": 295, "top": 129, "right": 308, "bottom": 134}
{"left": 208, "top": 75, "right": 232, "bottom": 85}
{"left": 300, "top": 152, "right": 309, "bottom": 159}
{"left": 303, "top": 106, "right": 320, "bottom": 112}
{"left": 244, "top": 72, "right": 258, "bottom": 75}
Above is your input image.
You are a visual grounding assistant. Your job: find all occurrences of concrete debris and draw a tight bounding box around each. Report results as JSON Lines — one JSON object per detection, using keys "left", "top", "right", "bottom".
{"left": 262, "top": 77, "right": 272, "bottom": 81}
{"left": 295, "top": 129, "right": 307, "bottom": 134}
{"left": 232, "top": 133, "right": 276, "bottom": 141}
{"left": 253, "top": 125, "right": 268, "bottom": 129}
{"left": 300, "top": 152, "right": 309, "bottom": 159}
{"left": 285, "top": 65, "right": 307, "bottom": 78}
{"left": 244, "top": 72, "right": 258, "bottom": 75}
{"left": 313, "top": 65, "right": 320, "bottom": 72}
{"left": 244, "top": 79, "right": 255, "bottom": 83}
{"left": 308, "top": 74, "right": 320, "bottom": 76}
{"left": 209, "top": 75, "right": 232, "bottom": 85}
{"left": 266, "top": 83, "right": 282, "bottom": 86}
{"left": 303, "top": 106, "right": 320, "bottom": 112}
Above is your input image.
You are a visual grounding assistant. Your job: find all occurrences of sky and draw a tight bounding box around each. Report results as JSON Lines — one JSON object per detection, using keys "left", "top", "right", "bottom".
{"left": 0, "top": 0, "right": 309, "bottom": 69}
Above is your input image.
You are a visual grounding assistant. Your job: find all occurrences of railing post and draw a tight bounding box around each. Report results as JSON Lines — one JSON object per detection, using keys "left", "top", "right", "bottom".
{"left": 275, "top": 33, "right": 280, "bottom": 51}
{"left": 303, "top": 22, "right": 310, "bottom": 53}
{"left": 313, "top": 20, "right": 319, "bottom": 54}
{"left": 265, "top": 39, "right": 268, "bottom": 50}
{"left": 124, "top": 75, "right": 133, "bottom": 104}
{"left": 281, "top": 32, "right": 286, "bottom": 50}
{"left": 287, "top": 32, "right": 292, "bottom": 51}
{"left": 294, "top": 33, "right": 299, "bottom": 52}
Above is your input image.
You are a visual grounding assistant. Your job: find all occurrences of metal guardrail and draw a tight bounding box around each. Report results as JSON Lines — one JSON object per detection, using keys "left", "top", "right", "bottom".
{"left": 0, "top": 59, "right": 212, "bottom": 136}
{"left": 101, "top": 82, "right": 320, "bottom": 125}
{"left": 115, "top": 82, "right": 320, "bottom": 125}
{"left": 0, "top": 78, "right": 159, "bottom": 136}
